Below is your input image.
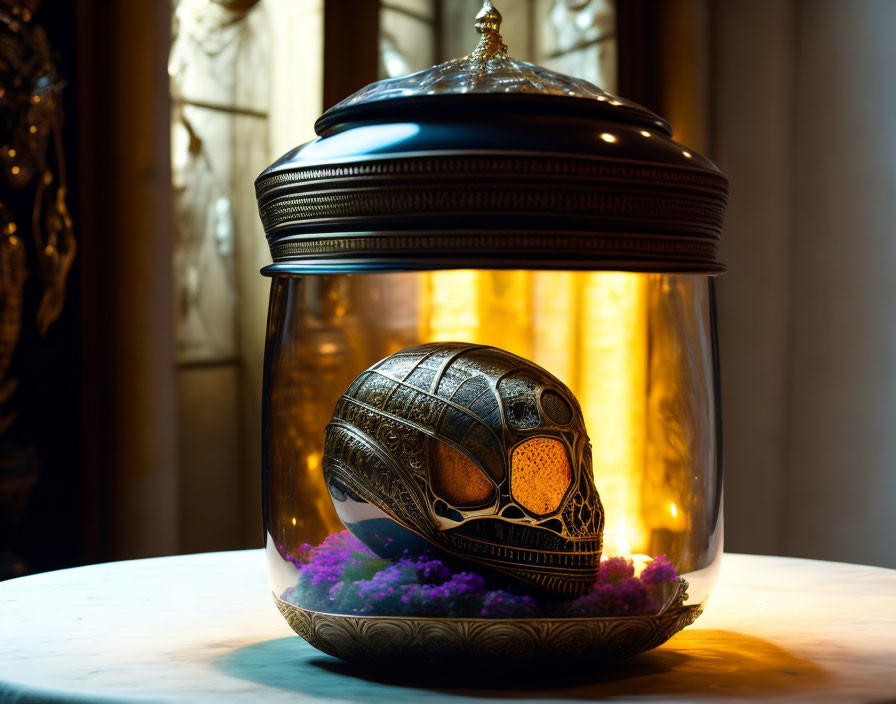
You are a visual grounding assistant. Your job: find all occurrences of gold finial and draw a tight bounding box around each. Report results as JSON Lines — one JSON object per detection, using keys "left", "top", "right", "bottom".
{"left": 471, "top": 1, "right": 508, "bottom": 62}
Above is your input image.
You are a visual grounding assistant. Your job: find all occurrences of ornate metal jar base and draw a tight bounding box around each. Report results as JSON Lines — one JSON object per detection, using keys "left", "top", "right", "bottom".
{"left": 275, "top": 596, "right": 702, "bottom": 668}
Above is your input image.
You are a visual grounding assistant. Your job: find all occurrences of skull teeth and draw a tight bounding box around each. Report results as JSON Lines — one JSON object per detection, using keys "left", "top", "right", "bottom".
{"left": 442, "top": 531, "right": 601, "bottom": 568}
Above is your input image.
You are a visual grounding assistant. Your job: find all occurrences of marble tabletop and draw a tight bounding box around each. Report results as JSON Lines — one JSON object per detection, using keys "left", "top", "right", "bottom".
{"left": 0, "top": 550, "right": 894, "bottom": 703}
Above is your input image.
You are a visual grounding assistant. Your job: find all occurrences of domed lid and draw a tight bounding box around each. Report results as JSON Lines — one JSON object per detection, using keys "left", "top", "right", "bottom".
{"left": 320, "top": 2, "right": 668, "bottom": 134}
{"left": 256, "top": 2, "right": 728, "bottom": 274}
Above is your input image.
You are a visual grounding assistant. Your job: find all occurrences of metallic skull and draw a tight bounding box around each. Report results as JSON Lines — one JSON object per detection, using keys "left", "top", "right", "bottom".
{"left": 323, "top": 343, "right": 604, "bottom": 596}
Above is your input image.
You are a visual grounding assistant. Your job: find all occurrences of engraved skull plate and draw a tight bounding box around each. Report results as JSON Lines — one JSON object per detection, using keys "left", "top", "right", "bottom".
{"left": 323, "top": 343, "right": 604, "bottom": 596}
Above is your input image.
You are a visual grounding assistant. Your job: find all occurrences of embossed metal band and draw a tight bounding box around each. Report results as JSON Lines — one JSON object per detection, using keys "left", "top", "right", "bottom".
{"left": 269, "top": 231, "right": 720, "bottom": 266}
{"left": 256, "top": 153, "right": 728, "bottom": 273}
{"left": 254, "top": 154, "right": 727, "bottom": 200}
{"left": 258, "top": 188, "right": 723, "bottom": 233}
{"left": 274, "top": 595, "right": 703, "bottom": 666}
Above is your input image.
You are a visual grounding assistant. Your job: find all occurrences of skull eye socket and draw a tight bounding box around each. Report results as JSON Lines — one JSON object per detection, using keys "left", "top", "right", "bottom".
{"left": 511, "top": 437, "right": 572, "bottom": 515}
{"left": 431, "top": 441, "right": 495, "bottom": 508}
{"left": 540, "top": 390, "right": 573, "bottom": 425}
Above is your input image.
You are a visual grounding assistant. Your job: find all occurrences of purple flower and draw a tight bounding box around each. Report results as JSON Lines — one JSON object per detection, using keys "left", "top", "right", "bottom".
{"left": 413, "top": 555, "right": 452, "bottom": 585}
{"left": 598, "top": 556, "right": 635, "bottom": 585}
{"left": 354, "top": 560, "right": 419, "bottom": 614}
{"left": 400, "top": 571, "right": 487, "bottom": 617}
{"left": 298, "top": 531, "right": 375, "bottom": 586}
{"left": 640, "top": 555, "right": 677, "bottom": 586}
{"left": 281, "top": 530, "right": 676, "bottom": 619}
{"left": 567, "top": 577, "right": 654, "bottom": 617}
{"left": 480, "top": 590, "right": 537, "bottom": 618}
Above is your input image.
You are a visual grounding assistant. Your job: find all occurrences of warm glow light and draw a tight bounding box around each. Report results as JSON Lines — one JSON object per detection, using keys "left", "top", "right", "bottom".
{"left": 580, "top": 273, "right": 648, "bottom": 555}
{"left": 682, "top": 151, "right": 693, "bottom": 158}
{"left": 423, "top": 271, "right": 481, "bottom": 341}
{"left": 600, "top": 133, "right": 617, "bottom": 143}
{"left": 602, "top": 523, "right": 652, "bottom": 573}
{"left": 421, "top": 271, "right": 652, "bottom": 558}
{"left": 29, "top": 125, "right": 37, "bottom": 134}
{"left": 10, "top": 166, "right": 19, "bottom": 175}
{"left": 422, "top": 271, "right": 534, "bottom": 359}
{"left": 609, "top": 100, "right": 622, "bottom": 106}
{"left": 610, "top": 516, "right": 631, "bottom": 556}
{"left": 670, "top": 501, "right": 678, "bottom": 518}
{"left": 533, "top": 272, "right": 576, "bottom": 385}
{"left": 639, "top": 130, "right": 651, "bottom": 137}
{"left": 7, "top": 148, "right": 15, "bottom": 157}
{"left": 631, "top": 554, "right": 652, "bottom": 575}
{"left": 291, "top": 517, "right": 297, "bottom": 526}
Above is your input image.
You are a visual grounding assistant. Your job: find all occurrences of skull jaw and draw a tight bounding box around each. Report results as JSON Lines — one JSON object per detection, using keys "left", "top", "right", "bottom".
{"left": 328, "top": 475, "right": 602, "bottom": 598}
{"left": 438, "top": 518, "right": 602, "bottom": 597}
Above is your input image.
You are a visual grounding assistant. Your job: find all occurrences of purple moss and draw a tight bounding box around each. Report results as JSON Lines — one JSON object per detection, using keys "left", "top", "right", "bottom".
{"left": 400, "top": 571, "right": 487, "bottom": 617}
{"left": 480, "top": 590, "right": 538, "bottom": 618}
{"left": 598, "top": 556, "right": 635, "bottom": 585}
{"left": 281, "top": 530, "right": 680, "bottom": 619}
{"left": 641, "top": 555, "right": 676, "bottom": 586}
{"left": 566, "top": 577, "right": 654, "bottom": 617}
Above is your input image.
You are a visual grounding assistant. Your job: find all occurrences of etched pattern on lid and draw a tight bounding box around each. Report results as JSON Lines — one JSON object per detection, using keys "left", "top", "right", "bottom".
{"left": 328, "top": 1, "right": 638, "bottom": 112}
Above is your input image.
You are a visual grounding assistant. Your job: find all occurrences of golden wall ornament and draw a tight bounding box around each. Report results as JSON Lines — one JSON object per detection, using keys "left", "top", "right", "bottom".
{"left": 323, "top": 342, "right": 605, "bottom": 596}
{"left": 0, "top": 1, "right": 75, "bottom": 429}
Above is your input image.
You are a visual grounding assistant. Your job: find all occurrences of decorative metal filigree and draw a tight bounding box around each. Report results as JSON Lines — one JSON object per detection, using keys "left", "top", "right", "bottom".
{"left": 275, "top": 594, "right": 702, "bottom": 667}
{"left": 470, "top": 1, "right": 507, "bottom": 63}
{"left": 0, "top": 1, "right": 75, "bottom": 431}
{"left": 323, "top": 343, "right": 605, "bottom": 596}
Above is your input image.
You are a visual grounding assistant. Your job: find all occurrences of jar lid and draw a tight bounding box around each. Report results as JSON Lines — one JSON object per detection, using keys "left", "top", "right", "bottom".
{"left": 256, "top": 2, "right": 728, "bottom": 274}
{"left": 319, "top": 3, "right": 666, "bottom": 134}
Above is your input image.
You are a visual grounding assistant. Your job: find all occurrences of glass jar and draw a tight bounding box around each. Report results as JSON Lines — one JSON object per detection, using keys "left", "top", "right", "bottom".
{"left": 264, "top": 269, "right": 722, "bottom": 588}
{"left": 255, "top": 4, "right": 727, "bottom": 666}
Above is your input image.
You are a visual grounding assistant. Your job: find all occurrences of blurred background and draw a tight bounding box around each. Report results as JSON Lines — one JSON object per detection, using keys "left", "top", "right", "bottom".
{"left": 1, "top": 0, "right": 894, "bottom": 578}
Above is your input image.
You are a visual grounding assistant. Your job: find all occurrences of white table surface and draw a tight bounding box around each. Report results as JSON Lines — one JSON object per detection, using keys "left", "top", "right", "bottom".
{"left": 0, "top": 551, "right": 894, "bottom": 703}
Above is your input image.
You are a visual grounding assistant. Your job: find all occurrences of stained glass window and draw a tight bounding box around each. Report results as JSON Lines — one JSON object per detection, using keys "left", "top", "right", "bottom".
{"left": 169, "top": 0, "right": 322, "bottom": 550}
{"left": 537, "top": 0, "right": 616, "bottom": 90}
{"left": 379, "top": 1, "right": 437, "bottom": 78}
